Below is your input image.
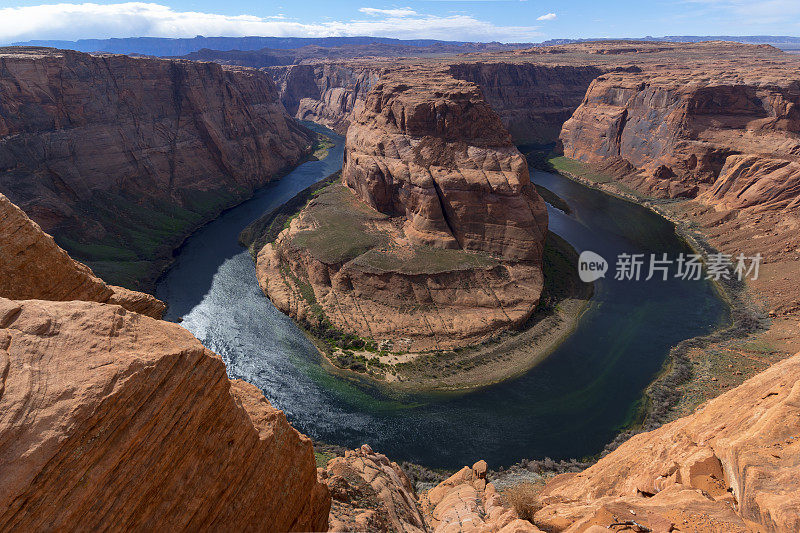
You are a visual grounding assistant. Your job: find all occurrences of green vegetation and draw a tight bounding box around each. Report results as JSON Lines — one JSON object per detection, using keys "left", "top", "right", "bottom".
{"left": 239, "top": 172, "right": 342, "bottom": 254}
{"left": 353, "top": 245, "right": 498, "bottom": 274}
{"left": 289, "top": 184, "right": 389, "bottom": 264}
{"left": 547, "top": 155, "right": 615, "bottom": 184}
{"left": 57, "top": 186, "right": 247, "bottom": 289}
{"left": 310, "top": 134, "right": 335, "bottom": 161}
{"left": 533, "top": 183, "right": 571, "bottom": 214}
{"left": 314, "top": 450, "right": 336, "bottom": 469}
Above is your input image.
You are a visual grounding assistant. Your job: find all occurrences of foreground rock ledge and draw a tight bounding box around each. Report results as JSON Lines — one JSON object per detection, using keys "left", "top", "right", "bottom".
{"left": 0, "top": 192, "right": 165, "bottom": 318}
{"left": 0, "top": 297, "right": 329, "bottom": 531}
{"left": 533, "top": 351, "right": 800, "bottom": 532}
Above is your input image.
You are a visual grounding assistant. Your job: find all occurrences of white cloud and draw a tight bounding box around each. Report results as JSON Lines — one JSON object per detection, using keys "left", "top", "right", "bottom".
{"left": 358, "top": 7, "right": 417, "bottom": 17}
{"left": 0, "top": 2, "right": 542, "bottom": 45}
{"left": 536, "top": 13, "right": 556, "bottom": 21}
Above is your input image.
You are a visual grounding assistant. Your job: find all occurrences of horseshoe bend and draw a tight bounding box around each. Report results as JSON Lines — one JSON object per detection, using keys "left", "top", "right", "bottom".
{"left": 0, "top": 31, "right": 800, "bottom": 533}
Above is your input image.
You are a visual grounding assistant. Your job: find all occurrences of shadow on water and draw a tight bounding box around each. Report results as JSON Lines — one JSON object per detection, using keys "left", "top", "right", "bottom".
{"left": 156, "top": 125, "right": 730, "bottom": 469}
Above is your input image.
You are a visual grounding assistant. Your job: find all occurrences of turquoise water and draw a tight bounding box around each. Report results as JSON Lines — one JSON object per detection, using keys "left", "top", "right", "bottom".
{"left": 156, "top": 123, "right": 729, "bottom": 469}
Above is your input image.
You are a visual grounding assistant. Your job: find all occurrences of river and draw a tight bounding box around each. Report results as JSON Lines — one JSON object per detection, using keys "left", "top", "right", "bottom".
{"left": 156, "top": 123, "right": 729, "bottom": 469}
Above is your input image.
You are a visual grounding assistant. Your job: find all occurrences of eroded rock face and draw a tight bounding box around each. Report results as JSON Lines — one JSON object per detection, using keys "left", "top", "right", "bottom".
{"left": 421, "top": 461, "right": 542, "bottom": 533}
{"left": 257, "top": 77, "right": 547, "bottom": 352}
{"left": 323, "top": 444, "right": 426, "bottom": 532}
{"left": 343, "top": 78, "right": 548, "bottom": 261}
{"left": 0, "top": 297, "right": 330, "bottom": 531}
{"left": 268, "top": 63, "right": 384, "bottom": 133}
{"left": 0, "top": 192, "right": 164, "bottom": 318}
{"left": 0, "top": 47, "right": 313, "bottom": 286}
{"left": 534, "top": 352, "right": 800, "bottom": 532}
{"left": 448, "top": 63, "right": 603, "bottom": 145}
{"left": 560, "top": 70, "right": 800, "bottom": 208}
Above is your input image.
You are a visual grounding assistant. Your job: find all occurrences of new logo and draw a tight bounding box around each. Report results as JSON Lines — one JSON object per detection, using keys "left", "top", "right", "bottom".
{"left": 578, "top": 251, "right": 608, "bottom": 282}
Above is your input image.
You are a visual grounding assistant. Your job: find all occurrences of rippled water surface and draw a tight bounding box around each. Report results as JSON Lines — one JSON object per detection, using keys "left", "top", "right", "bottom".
{"left": 156, "top": 123, "right": 729, "bottom": 469}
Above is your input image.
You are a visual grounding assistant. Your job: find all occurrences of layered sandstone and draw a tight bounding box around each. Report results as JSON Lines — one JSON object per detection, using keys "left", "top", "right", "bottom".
{"left": 421, "top": 461, "right": 542, "bottom": 533}
{"left": 257, "top": 77, "right": 548, "bottom": 353}
{"left": 0, "top": 47, "right": 313, "bottom": 287}
{"left": 0, "top": 297, "right": 330, "bottom": 530}
{"left": 447, "top": 63, "right": 603, "bottom": 145}
{"left": 268, "top": 63, "right": 384, "bottom": 133}
{"left": 531, "top": 352, "right": 800, "bottom": 532}
{"left": 0, "top": 192, "right": 164, "bottom": 318}
{"left": 559, "top": 57, "right": 800, "bottom": 206}
{"left": 324, "top": 444, "right": 426, "bottom": 532}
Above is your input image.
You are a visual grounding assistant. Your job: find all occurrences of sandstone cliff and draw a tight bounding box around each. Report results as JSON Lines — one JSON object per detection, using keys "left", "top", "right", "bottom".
{"left": 447, "top": 63, "right": 603, "bottom": 145}
{"left": 0, "top": 192, "right": 164, "bottom": 318}
{"left": 531, "top": 351, "right": 800, "bottom": 532}
{"left": 0, "top": 47, "right": 313, "bottom": 288}
{"left": 268, "top": 63, "right": 384, "bottom": 133}
{"left": 257, "top": 76, "right": 548, "bottom": 354}
{"left": 0, "top": 297, "right": 329, "bottom": 531}
{"left": 560, "top": 68, "right": 800, "bottom": 205}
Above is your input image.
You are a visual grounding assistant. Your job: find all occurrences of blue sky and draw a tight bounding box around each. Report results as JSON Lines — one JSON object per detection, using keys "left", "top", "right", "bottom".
{"left": 1, "top": 0, "right": 799, "bottom": 45}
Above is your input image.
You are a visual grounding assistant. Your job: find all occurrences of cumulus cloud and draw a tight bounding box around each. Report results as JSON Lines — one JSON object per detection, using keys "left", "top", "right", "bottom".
{"left": 536, "top": 13, "right": 556, "bottom": 21}
{"left": 0, "top": 2, "right": 542, "bottom": 44}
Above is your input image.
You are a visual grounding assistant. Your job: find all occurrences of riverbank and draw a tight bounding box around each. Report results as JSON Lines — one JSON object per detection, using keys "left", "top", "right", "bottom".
{"left": 528, "top": 151, "right": 791, "bottom": 433}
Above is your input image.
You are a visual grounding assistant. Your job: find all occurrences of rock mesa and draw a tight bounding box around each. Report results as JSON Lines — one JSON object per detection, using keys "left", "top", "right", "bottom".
{"left": 257, "top": 76, "right": 547, "bottom": 352}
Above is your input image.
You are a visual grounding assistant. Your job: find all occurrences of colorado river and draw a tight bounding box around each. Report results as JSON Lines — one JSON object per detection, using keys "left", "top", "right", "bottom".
{"left": 156, "top": 123, "right": 729, "bottom": 469}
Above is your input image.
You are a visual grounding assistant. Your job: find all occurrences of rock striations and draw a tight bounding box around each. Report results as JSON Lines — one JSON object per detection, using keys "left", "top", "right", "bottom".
{"left": 0, "top": 298, "right": 329, "bottom": 531}
{"left": 558, "top": 48, "right": 800, "bottom": 209}
{"left": 532, "top": 351, "right": 800, "bottom": 532}
{"left": 257, "top": 75, "right": 548, "bottom": 353}
{"left": 268, "top": 63, "right": 385, "bottom": 133}
{"left": 0, "top": 192, "right": 165, "bottom": 318}
{"left": 0, "top": 47, "right": 314, "bottom": 287}
{"left": 0, "top": 193, "right": 330, "bottom": 530}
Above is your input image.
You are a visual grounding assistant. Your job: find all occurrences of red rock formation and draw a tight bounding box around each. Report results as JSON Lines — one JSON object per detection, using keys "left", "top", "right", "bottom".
{"left": 323, "top": 444, "right": 426, "bottom": 532}
{"left": 0, "top": 297, "right": 330, "bottom": 531}
{"left": 533, "top": 352, "right": 800, "bottom": 532}
{"left": 257, "top": 76, "right": 547, "bottom": 353}
{"left": 447, "top": 63, "right": 603, "bottom": 145}
{"left": 0, "top": 47, "right": 313, "bottom": 287}
{"left": 560, "top": 70, "right": 800, "bottom": 206}
{"left": 421, "top": 461, "right": 542, "bottom": 532}
{"left": 0, "top": 192, "right": 164, "bottom": 318}
{"left": 268, "top": 63, "right": 384, "bottom": 133}
{"left": 343, "top": 77, "right": 548, "bottom": 261}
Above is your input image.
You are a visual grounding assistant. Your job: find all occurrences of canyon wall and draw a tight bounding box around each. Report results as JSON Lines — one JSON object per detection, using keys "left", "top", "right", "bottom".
{"left": 258, "top": 75, "right": 548, "bottom": 352}
{"left": 560, "top": 71, "right": 800, "bottom": 204}
{"left": 448, "top": 62, "right": 603, "bottom": 145}
{"left": 268, "top": 61, "right": 603, "bottom": 145}
{"left": 0, "top": 47, "right": 313, "bottom": 288}
{"left": 268, "top": 63, "right": 384, "bottom": 133}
